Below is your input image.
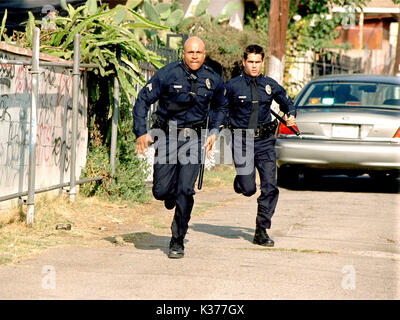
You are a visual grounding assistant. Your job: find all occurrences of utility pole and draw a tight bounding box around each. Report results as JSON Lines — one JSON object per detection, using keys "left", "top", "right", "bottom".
{"left": 394, "top": 21, "right": 400, "bottom": 76}
{"left": 266, "top": 0, "right": 290, "bottom": 85}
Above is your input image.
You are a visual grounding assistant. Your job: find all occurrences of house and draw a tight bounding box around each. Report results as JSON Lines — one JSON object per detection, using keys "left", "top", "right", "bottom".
{"left": 332, "top": 0, "right": 400, "bottom": 75}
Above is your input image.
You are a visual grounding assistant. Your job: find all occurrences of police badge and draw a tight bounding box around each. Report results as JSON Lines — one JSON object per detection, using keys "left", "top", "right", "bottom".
{"left": 206, "top": 78, "right": 211, "bottom": 90}
{"left": 265, "top": 84, "right": 272, "bottom": 95}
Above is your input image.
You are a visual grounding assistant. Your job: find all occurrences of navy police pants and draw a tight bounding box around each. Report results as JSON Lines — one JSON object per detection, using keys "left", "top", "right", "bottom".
{"left": 152, "top": 132, "right": 201, "bottom": 239}
{"left": 232, "top": 132, "right": 279, "bottom": 229}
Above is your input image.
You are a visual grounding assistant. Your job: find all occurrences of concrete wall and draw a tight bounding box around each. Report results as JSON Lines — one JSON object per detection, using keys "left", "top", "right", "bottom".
{"left": 0, "top": 42, "right": 88, "bottom": 210}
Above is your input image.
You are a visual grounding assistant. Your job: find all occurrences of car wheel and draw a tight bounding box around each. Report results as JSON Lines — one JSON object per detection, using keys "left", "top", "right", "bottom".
{"left": 302, "top": 169, "right": 321, "bottom": 186}
{"left": 368, "top": 171, "right": 398, "bottom": 180}
{"left": 388, "top": 170, "right": 400, "bottom": 180}
{"left": 277, "top": 166, "right": 300, "bottom": 188}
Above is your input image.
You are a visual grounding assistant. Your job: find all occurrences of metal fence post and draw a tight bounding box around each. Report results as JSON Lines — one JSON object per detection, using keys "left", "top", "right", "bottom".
{"left": 26, "top": 27, "right": 40, "bottom": 227}
{"left": 110, "top": 75, "right": 120, "bottom": 176}
{"left": 111, "top": 49, "right": 121, "bottom": 176}
{"left": 69, "top": 33, "right": 81, "bottom": 203}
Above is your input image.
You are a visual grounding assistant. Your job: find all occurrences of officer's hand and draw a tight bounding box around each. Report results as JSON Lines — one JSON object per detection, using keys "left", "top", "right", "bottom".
{"left": 202, "top": 134, "right": 216, "bottom": 159}
{"left": 135, "top": 134, "right": 154, "bottom": 156}
{"left": 286, "top": 115, "right": 296, "bottom": 127}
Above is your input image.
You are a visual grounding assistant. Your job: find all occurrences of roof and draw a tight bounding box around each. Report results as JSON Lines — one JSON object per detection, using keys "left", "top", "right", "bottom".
{"left": 311, "top": 74, "right": 400, "bottom": 85}
{"left": 367, "top": 0, "right": 400, "bottom": 9}
{"left": 332, "top": 0, "right": 400, "bottom": 16}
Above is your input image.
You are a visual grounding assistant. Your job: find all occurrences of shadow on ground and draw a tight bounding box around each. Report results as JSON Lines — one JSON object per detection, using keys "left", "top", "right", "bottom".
{"left": 283, "top": 175, "right": 400, "bottom": 194}
{"left": 190, "top": 223, "right": 254, "bottom": 243}
{"left": 104, "top": 232, "right": 171, "bottom": 256}
{"left": 104, "top": 224, "right": 256, "bottom": 254}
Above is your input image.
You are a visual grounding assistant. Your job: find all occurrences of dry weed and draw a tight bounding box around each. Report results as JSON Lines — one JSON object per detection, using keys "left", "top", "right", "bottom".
{"left": 0, "top": 165, "right": 236, "bottom": 265}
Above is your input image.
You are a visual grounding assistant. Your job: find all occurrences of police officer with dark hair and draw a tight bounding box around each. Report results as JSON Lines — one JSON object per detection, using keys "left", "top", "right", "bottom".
{"left": 132, "top": 36, "right": 228, "bottom": 259}
{"left": 225, "top": 44, "right": 296, "bottom": 247}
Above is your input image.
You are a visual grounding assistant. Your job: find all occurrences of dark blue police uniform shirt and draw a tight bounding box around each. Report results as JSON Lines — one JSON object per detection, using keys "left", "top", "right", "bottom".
{"left": 225, "top": 73, "right": 296, "bottom": 128}
{"left": 132, "top": 60, "right": 228, "bottom": 137}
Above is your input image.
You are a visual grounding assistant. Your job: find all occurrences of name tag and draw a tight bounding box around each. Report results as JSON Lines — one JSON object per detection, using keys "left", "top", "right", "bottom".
{"left": 238, "top": 96, "right": 247, "bottom": 99}
{"left": 174, "top": 85, "right": 183, "bottom": 89}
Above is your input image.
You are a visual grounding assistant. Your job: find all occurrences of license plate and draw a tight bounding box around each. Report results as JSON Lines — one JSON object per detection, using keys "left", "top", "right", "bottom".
{"left": 332, "top": 124, "right": 359, "bottom": 138}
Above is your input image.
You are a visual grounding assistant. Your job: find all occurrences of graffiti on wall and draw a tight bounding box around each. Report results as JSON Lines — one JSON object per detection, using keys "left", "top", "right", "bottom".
{"left": 0, "top": 49, "right": 88, "bottom": 197}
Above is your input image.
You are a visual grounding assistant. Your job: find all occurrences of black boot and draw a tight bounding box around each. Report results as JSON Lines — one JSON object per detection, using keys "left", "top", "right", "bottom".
{"left": 164, "top": 197, "right": 176, "bottom": 210}
{"left": 168, "top": 236, "right": 184, "bottom": 259}
{"left": 253, "top": 226, "right": 274, "bottom": 247}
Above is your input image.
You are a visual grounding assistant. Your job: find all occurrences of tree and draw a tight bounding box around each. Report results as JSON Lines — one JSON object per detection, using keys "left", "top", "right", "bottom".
{"left": 250, "top": 0, "right": 369, "bottom": 83}
{"left": 393, "top": 0, "right": 400, "bottom": 75}
{"left": 266, "top": 0, "right": 289, "bottom": 84}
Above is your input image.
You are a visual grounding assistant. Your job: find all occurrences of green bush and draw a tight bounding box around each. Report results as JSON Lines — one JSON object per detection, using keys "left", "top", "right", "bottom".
{"left": 80, "top": 96, "right": 151, "bottom": 204}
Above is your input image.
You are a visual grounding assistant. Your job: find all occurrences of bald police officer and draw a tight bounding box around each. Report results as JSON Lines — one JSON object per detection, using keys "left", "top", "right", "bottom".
{"left": 133, "top": 37, "right": 228, "bottom": 259}
{"left": 225, "top": 44, "right": 296, "bottom": 247}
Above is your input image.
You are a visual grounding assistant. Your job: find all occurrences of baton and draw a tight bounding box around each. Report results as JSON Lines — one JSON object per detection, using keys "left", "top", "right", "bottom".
{"left": 270, "top": 108, "right": 301, "bottom": 137}
{"left": 197, "top": 102, "right": 211, "bottom": 190}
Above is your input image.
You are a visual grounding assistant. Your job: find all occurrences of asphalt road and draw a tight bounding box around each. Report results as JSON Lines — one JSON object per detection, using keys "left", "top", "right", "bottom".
{"left": 0, "top": 174, "right": 399, "bottom": 301}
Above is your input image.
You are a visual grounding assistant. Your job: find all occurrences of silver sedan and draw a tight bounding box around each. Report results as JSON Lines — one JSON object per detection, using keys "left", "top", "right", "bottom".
{"left": 276, "top": 74, "right": 400, "bottom": 186}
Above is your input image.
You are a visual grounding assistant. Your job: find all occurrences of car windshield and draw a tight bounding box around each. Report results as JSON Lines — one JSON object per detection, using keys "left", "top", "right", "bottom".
{"left": 297, "top": 81, "right": 400, "bottom": 110}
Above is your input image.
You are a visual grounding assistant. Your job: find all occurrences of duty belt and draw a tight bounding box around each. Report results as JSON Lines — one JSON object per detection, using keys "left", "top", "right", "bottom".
{"left": 232, "top": 119, "right": 278, "bottom": 138}
{"left": 152, "top": 120, "right": 204, "bottom": 138}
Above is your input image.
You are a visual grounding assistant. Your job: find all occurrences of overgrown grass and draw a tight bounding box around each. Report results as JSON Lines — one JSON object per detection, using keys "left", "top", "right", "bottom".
{"left": 0, "top": 193, "right": 157, "bottom": 265}
{"left": 80, "top": 94, "right": 152, "bottom": 203}
{"left": 200, "top": 164, "right": 236, "bottom": 189}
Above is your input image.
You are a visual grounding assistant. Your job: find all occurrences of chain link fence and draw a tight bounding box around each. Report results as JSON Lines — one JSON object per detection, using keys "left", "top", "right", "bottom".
{"left": 287, "top": 51, "right": 363, "bottom": 95}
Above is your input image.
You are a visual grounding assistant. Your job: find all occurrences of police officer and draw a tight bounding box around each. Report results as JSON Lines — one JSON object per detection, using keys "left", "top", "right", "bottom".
{"left": 132, "top": 37, "right": 228, "bottom": 259}
{"left": 225, "top": 44, "right": 296, "bottom": 247}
